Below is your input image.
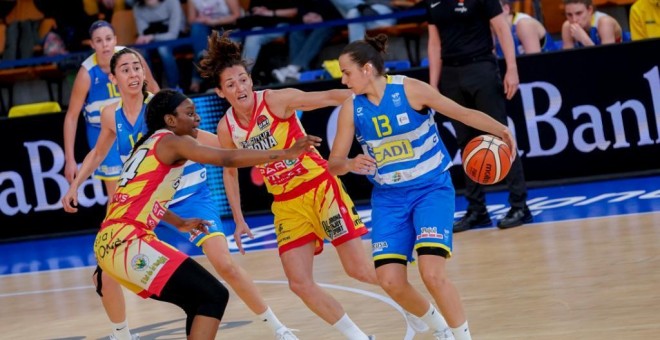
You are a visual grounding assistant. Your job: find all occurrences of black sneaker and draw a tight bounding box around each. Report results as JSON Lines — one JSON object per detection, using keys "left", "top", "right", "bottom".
{"left": 497, "top": 207, "right": 533, "bottom": 229}
{"left": 453, "top": 210, "right": 492, "bottom": 233}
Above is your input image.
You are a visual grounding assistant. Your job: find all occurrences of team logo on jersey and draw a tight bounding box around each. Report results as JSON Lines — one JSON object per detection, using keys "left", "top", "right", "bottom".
{"left": 257, "top": 115, "right": 270, "bottom": 130}
{"left": 131, "top": 254, "right": 149, "bottom": 271}
{"left": 117, "top": 123, "right": 123, "bottom": 132}
{"left": 396, "top": 112, "right": 410, "bottom": 126}
{"left": 392, "top": 92, "right": 402, "bottom": 107}
{"left": 240, "top": 131, "right": 278, "bottom": 150}
{"left": 356, "top": 106, "right": 364, "bottom": 116}
{"left": 372, "top": 139, "right": 414, "bottom": 166}
{"left": 173, "top": 177, "right": 181, "bottom": 189}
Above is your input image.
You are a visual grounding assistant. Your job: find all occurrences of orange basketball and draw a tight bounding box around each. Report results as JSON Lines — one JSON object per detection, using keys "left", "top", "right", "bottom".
{"left": 462, "top": 135, "right": 512, "bottom": 185}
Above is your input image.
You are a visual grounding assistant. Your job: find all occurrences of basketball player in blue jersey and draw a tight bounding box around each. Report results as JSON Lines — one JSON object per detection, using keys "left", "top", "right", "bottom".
{"left": 328, "top": 34, "right": 517, "bottom": 340}
{"left": 63, "top": 48, "right": 296, "bottom": 340}
{"left": 63, "top": 20, "right": 158, "bottom": 203}
{"left": 495, "top": 0, "right": 557, "bottom": 56}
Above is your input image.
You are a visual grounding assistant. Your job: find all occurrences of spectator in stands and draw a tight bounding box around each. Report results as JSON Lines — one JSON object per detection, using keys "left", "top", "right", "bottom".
{"left": 187, "top": 0, "right": 241, "bottom": 93}
{"left": 236, "top": 0, "right": 298, "bottom": 72}
{"left": 133, "top": 0, "right": 185, "bottom": 89}
{"left": 629, "top": 0, "right": 660, "bottom": 40}
{"left": 495, "top": 0, "right": 557, "bottom": 56}
{"left": 2, "top": 0, "right": 42, "bottom": 60}
{"left": 83, "top": 0, "right": 128, "bottom": 22}
{"left": 35, "top": 0, "right": 97, "bottom": 53}
{"left": 561, "top": 0, "right": 623, "bottom": 49}
{"left": 330, "top": 0, "right": 396, "bottom": 42}
{"left": 271, "top": 0, "right": 342, "bottom": 84}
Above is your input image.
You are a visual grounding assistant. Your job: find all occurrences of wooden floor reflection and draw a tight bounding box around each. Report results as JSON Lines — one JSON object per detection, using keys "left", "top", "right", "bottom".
{"left": 2, "top": 212, "right": 660, "bottom": 339}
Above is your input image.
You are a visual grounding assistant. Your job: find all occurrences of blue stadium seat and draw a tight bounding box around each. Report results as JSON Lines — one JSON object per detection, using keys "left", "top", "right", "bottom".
{"left": 385, "top": 60, "right": 411, "bottom": 71}
{"left": 299, "top": 69, "right": 330, "bottom": 82}
{"left": 420, "top": 58, "right": 429, "bottom": 67}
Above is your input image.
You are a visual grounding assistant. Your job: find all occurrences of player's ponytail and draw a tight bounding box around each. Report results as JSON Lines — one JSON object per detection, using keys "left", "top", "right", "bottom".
{"left": 341, "top": 33, "right": 388, "bottom": 76}
{"left": 198, "top": 30, "right": 249, "bottom": 89}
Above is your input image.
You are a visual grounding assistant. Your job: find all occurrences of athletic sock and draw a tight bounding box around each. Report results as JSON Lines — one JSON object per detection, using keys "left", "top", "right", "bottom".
{"left": 257, "top": 306, "right": 285, "bottom": 333}
{"left": 333, "top": 313, "right": 369, "bottom": 339}
{"left": 451, "top": 320, "right": 472, "bottom": 340}
{"left": 111, "top": 320, "right": 131, "bottom": 340}
{"left": 420, "top": 304, "right": 449, "bottom": 332}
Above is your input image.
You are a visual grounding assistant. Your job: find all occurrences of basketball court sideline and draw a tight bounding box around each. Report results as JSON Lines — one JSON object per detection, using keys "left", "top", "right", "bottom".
{"left": 1, "top": 175, "right": 659, "bottom": 339}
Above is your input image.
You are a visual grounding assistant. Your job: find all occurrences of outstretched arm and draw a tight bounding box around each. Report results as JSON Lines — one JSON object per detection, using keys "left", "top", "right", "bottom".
{"left": 265, "top": 88, "right": 352, "bottom": 119}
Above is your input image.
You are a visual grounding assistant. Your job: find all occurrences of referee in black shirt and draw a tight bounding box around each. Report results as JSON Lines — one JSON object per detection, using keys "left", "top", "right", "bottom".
{"left": 426, "top": 0, "right": 532, "bottom": 232}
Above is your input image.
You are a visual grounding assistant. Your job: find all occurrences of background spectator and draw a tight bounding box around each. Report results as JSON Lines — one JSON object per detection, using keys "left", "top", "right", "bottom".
{"left": 187, "top": 0, "right": 241, "bottom": 93}
{"left": 561, "top": 0, "right": 623, "bottom": 49}
{"left": 495, "top": 0, "right": 557, "bottom": 56}
{"left": 236, "top": 0, "right": 298, "bottom": 72}
{"left": 330, "top": 0, "right": 396, "bottom": 42}
{"left": 271, "top": 0, "right": 342, "bottom": 84}
{"left": 2, "top": 0, "right": 42, "bottom": 60}
{"left": 629, "top": 0, "right": 660, "bottom": 40}
{"left": 133, "top": 0, "right": 185, "bottom": 89}
{"left": 35, "top": 0, "right": 97, "bottom": 53}
{"left": 83, "top": 0, "right": 128, "bottom": 22}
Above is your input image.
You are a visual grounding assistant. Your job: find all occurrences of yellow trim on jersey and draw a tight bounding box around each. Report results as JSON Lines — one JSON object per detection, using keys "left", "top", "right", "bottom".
{"left": 94, "top": 174, "right": 120, "bottom": 181}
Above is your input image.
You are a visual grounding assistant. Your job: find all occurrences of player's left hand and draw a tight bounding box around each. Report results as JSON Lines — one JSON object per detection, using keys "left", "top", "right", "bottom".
{"left": 233, "top": 220, "right": 254, "bottom": 255}
{"left": 178, "top": 218, "right": 211, "bottom": 234}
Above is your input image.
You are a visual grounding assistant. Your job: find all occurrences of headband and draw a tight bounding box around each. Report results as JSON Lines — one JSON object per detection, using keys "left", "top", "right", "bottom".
{"left": 89, "top": 20, "right": 114, "bottom": 37}
{"left": 165, "top": 91, "right": 189, "bottom": 114}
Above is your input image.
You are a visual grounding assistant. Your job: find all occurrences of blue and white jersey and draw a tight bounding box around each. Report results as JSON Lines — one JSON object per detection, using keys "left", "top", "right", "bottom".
{"left": 115, "top": 93, "right": 152, "bottom": 163}
{"left": 82, "top": 46, "right": 125, "bottom": 128}
{"left": 169, "top": 161, "right": 214, "bottom": 206}
{"left": 353, "top": 75, "right": 452, "bottom": 188}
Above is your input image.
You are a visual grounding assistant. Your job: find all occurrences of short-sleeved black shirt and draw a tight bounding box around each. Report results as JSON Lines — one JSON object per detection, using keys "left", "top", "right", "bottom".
{"left": 425, "top": 0, "right": 503, "bottom": 62}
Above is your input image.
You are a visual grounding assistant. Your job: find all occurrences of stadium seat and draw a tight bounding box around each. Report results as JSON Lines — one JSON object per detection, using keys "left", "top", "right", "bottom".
{"left": 384, "top": 60, "right": 411, "bottom": 72}
{"left": 299, "top": 69, "right": 330, "bottom": 82}
{"left": 111, "top": 10, "right": 138, "bottom": 46}
{"left": 8, "top": 101, "right": 61, "bottom": 118}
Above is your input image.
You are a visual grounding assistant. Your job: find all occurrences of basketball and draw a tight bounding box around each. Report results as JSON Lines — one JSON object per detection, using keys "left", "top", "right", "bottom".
{"left": 462, "top": 135, "right": 512, "bottom": 185}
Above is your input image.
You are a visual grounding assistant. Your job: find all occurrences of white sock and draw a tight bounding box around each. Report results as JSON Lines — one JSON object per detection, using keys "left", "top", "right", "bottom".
{"left": 421, "top": 304, "right": 449, "bottom": 332}
{"left": 288, "top": 64, "right": 301, "bottom": 72}
{"left": 111, "top": 320, "right": 132, "bottom": 340}
{"left": 257, "top": 306, "right": 285, "bottom": 333}
{"left": 333, "top": 313, "right": 369, "bottom": 340}
{"left": 451, "top": 320, "right": 472, "bottom": 340}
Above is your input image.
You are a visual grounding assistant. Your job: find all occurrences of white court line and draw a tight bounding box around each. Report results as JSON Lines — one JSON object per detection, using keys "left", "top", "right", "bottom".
{"left": 0, "top": 279, "right": 417, "bottom": 340}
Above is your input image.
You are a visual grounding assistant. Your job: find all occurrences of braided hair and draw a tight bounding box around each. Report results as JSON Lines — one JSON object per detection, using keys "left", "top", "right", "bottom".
{"left": 197, "top": 30, "right": 249, "bottom": 89}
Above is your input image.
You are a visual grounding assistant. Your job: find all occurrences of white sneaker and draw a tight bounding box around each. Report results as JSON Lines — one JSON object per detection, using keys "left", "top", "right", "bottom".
{"left": 433, "top": 328, "right": 455, "bottom": 340}
{"left": 275, "top": 327, "right": 299, "bottom": 340}
{"left": 108, "top": 334, "right": 140, "bottom": 340}
{"left": 272, "top": 65, "right": 301, "bottom": 83}
{"left": 404, "top": 311, "right": 430, "bottom": 333}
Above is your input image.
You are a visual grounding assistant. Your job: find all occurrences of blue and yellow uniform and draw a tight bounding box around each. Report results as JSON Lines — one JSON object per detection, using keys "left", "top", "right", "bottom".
{"left": 226, "top": 90, "right": 367, "bottom": 255}
{"left": 82, "top": 46, "right": 125, "bottom": 179}
{"left": 352, "top": 75, "right": 455, "bottom": 262}
{"left": 495, "top": 12, "right": 558, "bottom": 57}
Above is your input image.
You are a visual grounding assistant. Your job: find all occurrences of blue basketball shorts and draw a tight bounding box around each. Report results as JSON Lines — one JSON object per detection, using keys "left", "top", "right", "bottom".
{"left": 370, "top": 171, "right": 455, "bottom": 263}
{"left": 158, "top": 196, "right": 224, "bottom": 247}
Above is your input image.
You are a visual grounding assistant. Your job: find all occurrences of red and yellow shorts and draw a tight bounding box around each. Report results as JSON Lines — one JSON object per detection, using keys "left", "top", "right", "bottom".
{"left": 272, "top": 174, "right": 367, "bottom": 255}
{"left": 94, "top": 221, "right": 187, "bottom": 298}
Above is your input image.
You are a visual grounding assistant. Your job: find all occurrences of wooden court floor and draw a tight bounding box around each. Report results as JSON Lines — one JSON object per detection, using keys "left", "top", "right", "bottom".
{"left": 2, "top": 212, "right": 660, "bottom": 339}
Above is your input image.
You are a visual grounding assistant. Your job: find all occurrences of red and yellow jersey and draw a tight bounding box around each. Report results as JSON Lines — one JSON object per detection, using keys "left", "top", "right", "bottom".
{"left": 103, "top": 129, "right": 184, "bottom": 230}
{"left": 225, "top": 90, "right": 328, "bottom": 200}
